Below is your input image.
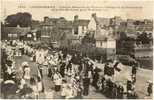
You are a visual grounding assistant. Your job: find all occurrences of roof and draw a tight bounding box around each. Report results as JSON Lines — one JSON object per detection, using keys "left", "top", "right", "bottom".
{"left": 73, "top": 19, "right": 90, "bottom": 26}
{"left": 57, "top": 21, "right": 73, "bottom": 29}
{"left": 41, "top": 17, "right": 73, "bottom": 29}
{"left": 95, "top": 17, "right": 110, "bottom": 27}
{"left": 2, "top": 27, "right": 31, "bottom": 35}
{"left": 136, "top": 25, "right": 153, "bottom": 31}
{"left": 95, "top": 27, "right": 116, "bottom": 40}
{"left": 40, "top": 21, "right": 53, "bottom": 26}
{"left": 68, "top": 35, "right": 80, "bottom": 40}
{"left": 49, "top": 18, "right": 59, "bottom": 22}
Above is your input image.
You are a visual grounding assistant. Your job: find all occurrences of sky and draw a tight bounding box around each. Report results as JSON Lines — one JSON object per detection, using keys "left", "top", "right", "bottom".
{"left": 1, "top": 0, "right": 153, "bottom": 21}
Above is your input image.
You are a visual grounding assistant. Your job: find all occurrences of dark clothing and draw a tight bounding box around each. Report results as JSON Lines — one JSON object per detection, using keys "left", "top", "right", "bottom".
{"left": 101, "top": 77, "right": 105, "bottom": 93}
{"left": 92, "top": 72, "right": 99, "bottom": 90}
{"left": 104, "top": 64, "right": 108, "bottom": 75}
{"left": 83, "top": 78, "right": 90, "bottom": 96}
{"left": 66, "top": 62, "right": 72, "bottom": 71}
{"left": 127, "top": 81, "right": 132, "bottom": 92}
{"left": 147, "top": 84, "right": 152, "bottom": 96}
{"left": 127, "top": 92, "right": 138, "bottom": 99}
{"left": 117, "top": 86, "right": 124, "bottom": 99}
{"left": 60, "top": 63, "right": 66, "bottom": 77}
{"left": 132, "top": 66, "right": 137, "bottom": 75}
{"left": 106, "top": 80, "right": 113, "bottom": 98}
{"left": 48, "top": 68, "right": 52, "bottom": 78}
{"left": 104, "top": 64, "right": 114, "bottom": 76}
{"left": 112, "top": 87, "right": 117, "bottom": 98}
{"left": 38, "top": 65, "right": 43, "bottom": 78}
{"left": 55, "top": 85, "right": 61, "bottom": 92}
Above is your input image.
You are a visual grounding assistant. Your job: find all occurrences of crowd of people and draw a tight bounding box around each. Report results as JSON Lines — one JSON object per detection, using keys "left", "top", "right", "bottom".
{"left": 0, "top": 40, "right": 153, "bottom": 99}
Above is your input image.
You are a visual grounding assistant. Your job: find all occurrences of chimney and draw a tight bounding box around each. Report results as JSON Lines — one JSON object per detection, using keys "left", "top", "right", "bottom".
{"left": 92, "top": 13, "right": 96, "bottom": 19}
{"left": 74, "top": 15, "right": 79, "bottom": 21}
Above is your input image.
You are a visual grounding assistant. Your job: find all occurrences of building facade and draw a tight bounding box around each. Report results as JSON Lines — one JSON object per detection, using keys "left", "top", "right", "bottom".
{"left": 72, "top": 15, "right": 89, "bottom": 38}
{"left": 40, "top": 16, "right": 73, "bottom": 45}
{"left": 88, "top": 13, "right": 116, "bottom": 60}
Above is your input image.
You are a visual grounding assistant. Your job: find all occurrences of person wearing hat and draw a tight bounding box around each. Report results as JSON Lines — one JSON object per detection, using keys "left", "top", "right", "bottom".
{"left": 111, "top": 83, "right": 117, "bottom": 99}
{"left": 82, "top": 73, "right": 90, "bottom": 96}
{"left": 59, "top": 60, "right": 66, "bottom": 78}
{"left": 132, "top": 74, "right": 136, "bottom": 84}
{"left": 127, "top": 90, "right": 132, "bottom": 99}
{"left": 147, "top": 81, "right": 152, "bottom": 96}
{"left": 92, "top": 70, "right": 99, "bottom": 90}
{"left": 105, "top": 78, "right": 113, "bottom": 98}
{"left": 132, "top": 65, "right": 137, "bottom": 77}
{"left": 127, "top": 79, "right": 132, "bottom": 93}
{"left": 116, "top": 83, "right": 124, "bottom": 99}
{"left": 101, "top": 76, "right": 106, "bottom": 94}
{"left": 104, "top": 62, "right": 109, "bottom": 76}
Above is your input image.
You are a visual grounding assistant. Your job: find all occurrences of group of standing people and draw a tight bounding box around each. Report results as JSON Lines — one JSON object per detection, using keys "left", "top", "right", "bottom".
{"left": 1, "top": 40, "right": 153, "bottom": 99}
{"left": 1, "top": 40, "right": 43, "bottom": 99}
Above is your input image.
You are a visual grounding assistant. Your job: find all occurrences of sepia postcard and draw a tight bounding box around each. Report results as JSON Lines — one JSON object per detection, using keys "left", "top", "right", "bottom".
{"left": 0, "top": 0, "right": 153, "bottom": 99}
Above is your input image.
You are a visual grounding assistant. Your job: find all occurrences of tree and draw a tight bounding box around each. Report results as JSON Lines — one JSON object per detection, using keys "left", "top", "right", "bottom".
{"left": 81, "top": 32, "right": 96, "bottom": 45}
{"left": 5, "top": 12, "right": 32, "bottom": 27}
{"left": 137, "top": 32, "right": 150, "bottom": 44}
{"left": 116, "top": 31, "right": 135, "bottom": 55}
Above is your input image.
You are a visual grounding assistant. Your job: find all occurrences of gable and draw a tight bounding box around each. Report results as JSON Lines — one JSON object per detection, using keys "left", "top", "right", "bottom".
{"left": 88, "top": 17, "right": 97, "bottom": 31}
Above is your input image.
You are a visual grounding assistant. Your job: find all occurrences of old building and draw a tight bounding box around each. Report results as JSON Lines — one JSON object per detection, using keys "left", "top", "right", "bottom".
{"left": 40, "top": 17, "right": 54, "bottom": 42}
{"left": 88, "top": 13, "right": 116, "bottom": 60}
{"left": 72, "top": 15, "right": 90, "bottom": 38}
{"left": 1, "top": 25, "right": 31, "bottom": 40}
{"left": 40, "top": 16, "right": 73, "bottom": 46}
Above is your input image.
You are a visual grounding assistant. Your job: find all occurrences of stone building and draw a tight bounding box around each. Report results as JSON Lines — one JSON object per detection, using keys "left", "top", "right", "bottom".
{"left": 72, "top": 15, "right": 90, "bottom": 38}
{"left": 40, "top": 16, "right": 73, "bottom": 46}
{"left": 88, "top": 13, "right": 116, "bottom": 60}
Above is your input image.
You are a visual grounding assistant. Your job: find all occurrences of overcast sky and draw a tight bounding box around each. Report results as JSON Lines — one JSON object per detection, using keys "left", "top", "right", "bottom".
{"left": 1, "top": 0, "right": 153, "bottom": 21}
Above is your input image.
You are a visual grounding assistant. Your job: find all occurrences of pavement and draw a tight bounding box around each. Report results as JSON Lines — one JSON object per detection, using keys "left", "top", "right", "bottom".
{"left": 14, "top": 55, "right": 153, "bottom": 99}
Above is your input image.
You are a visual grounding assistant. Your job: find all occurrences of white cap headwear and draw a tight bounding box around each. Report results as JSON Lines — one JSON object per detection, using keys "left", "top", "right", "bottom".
{"left": 147, "top": 80, "right": 152, "bottom": 83}
{"left": 22, "top": 61, "right": 29, "bottom": 66}
{"left": 76, "top": 76, "right": 80, "bottom": 79}
{"left": 128, "top": 90, "right": 132, "bottom": 93}
{"left": 127, "top": 75, "right": 132, "bottom": 81}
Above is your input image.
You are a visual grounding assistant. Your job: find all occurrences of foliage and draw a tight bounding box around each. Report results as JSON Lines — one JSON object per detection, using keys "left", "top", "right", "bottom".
{"left": 5, "top": 12, "right": 32, "bottom": 27}
{"left": 116, "top": 31, "right": 135, "bottom": 55}
{"left": 81, "top": 32, "right": 96, "bottom": 46}
{"left": 136, "top": 32, "right": 151, "bottom": 44}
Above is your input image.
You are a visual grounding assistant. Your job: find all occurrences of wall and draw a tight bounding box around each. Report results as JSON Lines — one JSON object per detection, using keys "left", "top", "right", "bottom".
{"left": 96, "top": 40, "right": 106, "bottom": 48}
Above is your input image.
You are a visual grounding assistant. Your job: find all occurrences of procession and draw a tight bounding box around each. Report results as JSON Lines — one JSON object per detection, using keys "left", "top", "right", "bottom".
{"left": 1, "top": 40, "right": 152, "bottom": 99}
{"left": 1, "top": 1, "right": 153, "bottom": 99}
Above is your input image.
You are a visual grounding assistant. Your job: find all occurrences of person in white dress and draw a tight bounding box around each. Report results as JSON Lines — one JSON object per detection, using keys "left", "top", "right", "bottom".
{"left": 53, "top": 72, "right": 62, "bottom": 92}
{"left": 22, "top": 62, "right": 31, "bottom": 83}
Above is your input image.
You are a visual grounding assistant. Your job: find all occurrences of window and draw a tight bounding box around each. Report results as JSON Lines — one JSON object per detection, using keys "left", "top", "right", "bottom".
{"left": 8, "top": 34, "right": 12, "bottom": 37}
